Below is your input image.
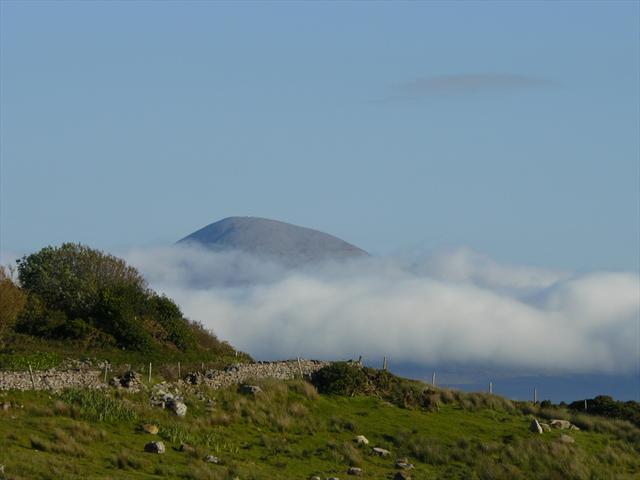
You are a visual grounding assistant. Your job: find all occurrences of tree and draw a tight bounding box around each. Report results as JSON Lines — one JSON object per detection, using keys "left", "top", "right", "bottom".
{"left": 17, "top": 243, "right": 147, "bottom": 319}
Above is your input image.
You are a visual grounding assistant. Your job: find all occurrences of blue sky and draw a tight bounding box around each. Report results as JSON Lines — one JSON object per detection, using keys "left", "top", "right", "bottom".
{"left": 1, "top": 0, "right": 638, "bottom": 271}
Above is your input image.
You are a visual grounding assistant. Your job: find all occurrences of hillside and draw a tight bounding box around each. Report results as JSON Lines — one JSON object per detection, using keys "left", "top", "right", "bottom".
{"left": 178, "top": 217, "right": 368, "bottom": 267}
{"left": 0, "top": 363, "right": 639, "bottom": 480}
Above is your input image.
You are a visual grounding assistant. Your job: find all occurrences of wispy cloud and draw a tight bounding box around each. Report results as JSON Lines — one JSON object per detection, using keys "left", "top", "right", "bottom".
{"left": 392, "top": 73, "right": 556, "bottom": 99}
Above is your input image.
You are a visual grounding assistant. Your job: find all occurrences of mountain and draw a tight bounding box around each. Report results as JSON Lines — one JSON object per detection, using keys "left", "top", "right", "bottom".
{"left": 177, "top": 216, "right": 368, "bottom": 266}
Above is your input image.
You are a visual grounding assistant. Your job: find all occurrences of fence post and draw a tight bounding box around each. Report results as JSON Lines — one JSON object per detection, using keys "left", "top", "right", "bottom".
{"left": 28, "top": 363, "right": 35, "bottom": 390}
{"left": 357, "top": 355, "right": 362, "bottom": 365}
{"left": 432, "top": 371, "right": 436, "bottom": 387}
{"left": 178, "top": 362, "right": 181, "bottom": 379}
{"left": 489, "top": 381, "right": 493, "bottom": 395}
{"left": 296, "top": 357, "right": 304, "bottom": 379}
{"left": 534, "top": 388, "right": 537, "bottom": 404}
{"left": 584, "top": 399, "right": 588, "bottom": 411}
{"left": 104, "top": 364, "right": 108, "bottom": 383}
{"left": 201, "top": 362, "right": 204, "bottom": 372}
{"left": 148, "top": 362, "right": 152, "bottom": 383}
{"left": 383, "top": 356, "right": 388, "bottom": 371}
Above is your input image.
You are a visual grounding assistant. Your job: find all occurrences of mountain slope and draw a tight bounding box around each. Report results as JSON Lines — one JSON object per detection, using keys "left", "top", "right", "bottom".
{"left": 178, "top": 216, "right": 368, "bottom": 266}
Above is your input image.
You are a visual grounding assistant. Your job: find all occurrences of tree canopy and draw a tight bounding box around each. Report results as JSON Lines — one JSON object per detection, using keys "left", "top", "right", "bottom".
{"left": 13, "top": 243, "right": 195, "bottom": 352}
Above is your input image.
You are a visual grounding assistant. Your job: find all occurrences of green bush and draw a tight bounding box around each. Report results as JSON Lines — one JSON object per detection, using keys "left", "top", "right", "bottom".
{"left": 312, "top": 362, "right": 369, "bottom": 396}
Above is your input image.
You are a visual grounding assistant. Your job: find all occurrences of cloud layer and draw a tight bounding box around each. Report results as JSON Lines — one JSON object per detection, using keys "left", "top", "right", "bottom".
{"left": 124, "top": 245, "right": 639, "bottom": 375}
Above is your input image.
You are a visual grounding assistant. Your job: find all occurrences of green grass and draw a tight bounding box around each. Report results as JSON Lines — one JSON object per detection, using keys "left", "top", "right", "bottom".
{"left": 1, "top": 379, "right": 639, "bottom": 480}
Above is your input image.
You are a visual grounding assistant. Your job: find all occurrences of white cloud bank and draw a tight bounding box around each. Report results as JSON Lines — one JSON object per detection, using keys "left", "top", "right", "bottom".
{"left": 121, "top": 245, "right": 639, "bottom": 376}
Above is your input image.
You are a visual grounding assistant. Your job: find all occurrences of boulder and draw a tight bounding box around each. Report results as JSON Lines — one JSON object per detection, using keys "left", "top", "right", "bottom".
{"left": 550, "top": 419, "right": 571, "bottom": 430}
{"left": 354, "top": 435, "right": 369, "bottom": 446}
{"left": 347, "top": 467, "right": 362, "bottom": 476}
{"left": 395, "top": 458, "right": 414, "bottom": 470}
{"left": 204, "top": 455, "right": 220, "bottom": 464}
{"left": 142, "top": 424, "right": 159, "bottom": 435}
{"left": 394, "top": 472, "right": 411, "bottom": 480}
{"left": 539, "top": 422, "right": 551, "bottom": 432}
{"left": 179, "top": 443, "right": 195, "bottom": 453}
{"left": 372, "top": 447, "right": 391, "bottom": 457}
{"left": 121, "top": 371, "right": 141, "bottom": 389}
{"left": 239, "top": 384, "right": 262, "bottom": 395}
{"left": 144, "top": 441, "right": 165, "bottom": 454}
{"left": 168, "top": 399, "right": 187, "bottom": 417}
{"left": 570, "top": 425, "right": 580, "bottom": 431}
{"left": 529, "top": 418, "right": 543, "bottom": 434}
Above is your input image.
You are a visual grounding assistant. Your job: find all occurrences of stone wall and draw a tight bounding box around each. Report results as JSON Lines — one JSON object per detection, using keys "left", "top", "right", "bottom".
{"left": 0, "top": 359, "right": 330, "bottom": 392}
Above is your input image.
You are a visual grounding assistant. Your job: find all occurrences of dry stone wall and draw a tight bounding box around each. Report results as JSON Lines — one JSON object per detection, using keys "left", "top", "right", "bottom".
{"left": 0, "top": 359, "right": 329, "bottom": 392}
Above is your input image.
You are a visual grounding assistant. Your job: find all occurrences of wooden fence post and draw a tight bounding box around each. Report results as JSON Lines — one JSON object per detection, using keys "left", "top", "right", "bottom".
{"left": 148, "top": 362, "right": 152, "bottom": 383}
{"left": 28, "top": 363, "right": 35, "bottom": 389}
{"left": 178, "top": 362, "right": 181, "bottom": 379}
{"left": 383, "top": 356, "right": 388, "bottom": 371}
{"left": 489, "top": 381, "right": 493, "bottom": 395}
{"left": 297, "top": 357, "right": 304, "bottom": 378}
{"left": 432, "top": 371, "right": 436, "bottom": 387}
{"left": 534, "top": 388, "right": 537, "bottom": 404}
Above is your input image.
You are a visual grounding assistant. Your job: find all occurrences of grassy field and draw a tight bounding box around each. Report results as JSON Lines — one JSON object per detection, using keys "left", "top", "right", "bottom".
{"left": 1, "top": 377, "right": 639, "bottom": 480}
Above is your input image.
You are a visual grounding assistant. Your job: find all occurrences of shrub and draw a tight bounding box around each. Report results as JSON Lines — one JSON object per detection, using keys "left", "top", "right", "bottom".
{"left": 312, "top": 362, "right": 369, "bottom": 396}
{"left": 0, "top": 266, "right": 26, "bottom": 344}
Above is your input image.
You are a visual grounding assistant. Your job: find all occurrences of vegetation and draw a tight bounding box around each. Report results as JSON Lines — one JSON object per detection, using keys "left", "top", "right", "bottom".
{"left": 0, "top": 243, "right": 247, "bottom": 369}
{"left": 568, "top": 395, "right": 640, "bottom": 428}
{"left": 1, "top": 376, "right": 639, "bottom": 480}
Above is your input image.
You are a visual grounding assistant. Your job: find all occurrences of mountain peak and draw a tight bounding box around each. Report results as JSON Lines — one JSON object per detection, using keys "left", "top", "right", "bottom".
{"left": 178, "top": 217, "right": 368, "bottom": 267}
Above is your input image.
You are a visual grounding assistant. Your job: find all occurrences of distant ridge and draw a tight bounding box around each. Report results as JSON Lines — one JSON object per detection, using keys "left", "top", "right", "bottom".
{"left": 178, "top": 216, "right": 368, "bottom": 267}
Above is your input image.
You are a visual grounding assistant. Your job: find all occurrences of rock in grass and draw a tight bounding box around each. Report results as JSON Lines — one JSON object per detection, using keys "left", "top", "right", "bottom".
{"left": 144, "top": 441, "right": 165, "bottom": 454}
{"left": 550, "top": 419, "right": 572, "bottom": 429}
{"left": 167, "top": 398, "right": 187, "bottom": 417}
{"left": 372, "top": 447, "right": 391, "bottom": 457}
{"left": 395, "top": 458, "right": 414, "bottom": 470}
{"left": 539, "top": 422, "right": 551, "bottom": 432}
{"left": 142, "top": 424, "right": 159, "bottom": 435}
{"left": 204, "top": 455, "right": 220, "bottom": 464}
{"left": 354, "top": 435, "right": 369, "bottom": 446}
{"left": 394, "top": 472, "right": 411, "bottom": 480}
{"left": 1, "top": 402, "right": 10, "bottom": 411}
{"left": 179, "top": 443, "right": 195, "bottom": 453}
{"left": 239, "top": 384, "right": 262, "bottom": 395}
{"left": 529, "top": 418, "right": 543, "bottom": 434}
{"left": 347, "top": 467, "right": 362, "bottom": 475}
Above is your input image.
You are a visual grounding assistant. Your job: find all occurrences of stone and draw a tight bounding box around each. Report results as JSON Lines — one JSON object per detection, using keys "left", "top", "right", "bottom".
{"left": 168, "top": 399, "right": 187, "bottom": 417}
{"left": 394, "top": 472, "right": 411, "bottom": 480}
{"left": 395, "top": 458, "right": 414, "bottom": 470}
{"left": 559, "top": 434, "right": 575, "bottom": 444}
{"left": 539, "top": 422, "right": 551, "bottom": 432}
{"left": 239, "top": 384, "right": 262, "bottom": 395}
{"left": 347, "top": 467, "right": 362, "bottom": 476}
{"left": 310, "top": 477, "right": 321, "bottom": 480}
{"left": 529, "top": 418, "right": 543, "bottom": 434}
{"left": 144, "top": 441, "right": 165, "bottom": 454}
{"left": 372, "top": 447, "right": 391, "bottom": 457}
{"left": 569, "top": 425, "right": 580, "bottom": 431}
{"left": 179, "top": 443, "right": 195, "bottom": 453}
{"left": 1, "top": 402, "right": 10, "bottom": 411}
{"left": 142, "top": 424, "right": 159, "bottom": 435}
{"left": 550, "top": 419, "right": 572, "bottom": 429}
{"left": 354, "top": 435, "right": 369, "bottom": 446}
{"left": 121, "top": 371, "right": 141, "bottom": 389}
{"left": 204, "top": 455, "right": 220, "bottom": 464}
